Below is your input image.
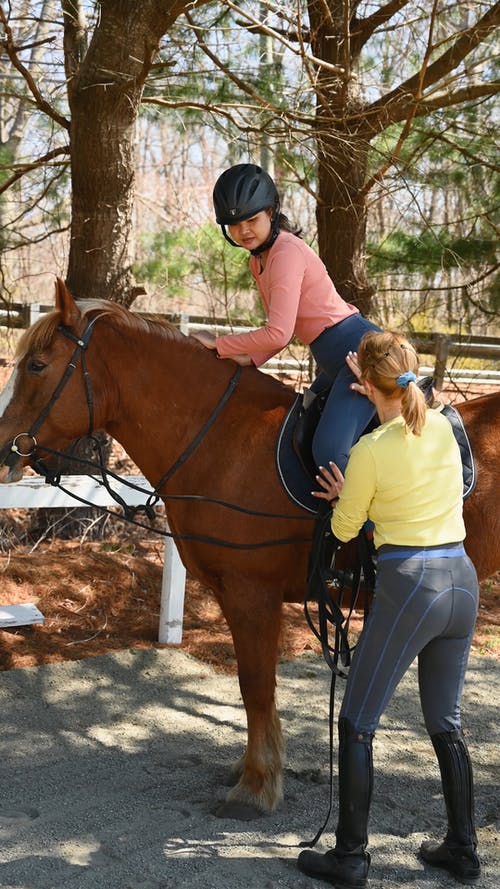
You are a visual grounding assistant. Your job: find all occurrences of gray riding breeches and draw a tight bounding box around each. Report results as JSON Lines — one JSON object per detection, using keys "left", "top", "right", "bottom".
{"left": 339, "top": 543, "right": 479, "bottom": 736}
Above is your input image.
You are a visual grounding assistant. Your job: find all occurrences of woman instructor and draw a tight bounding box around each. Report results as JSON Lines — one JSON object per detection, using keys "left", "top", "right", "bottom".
{"left": 298, "top": 331, "right": 480, "bottom": 887}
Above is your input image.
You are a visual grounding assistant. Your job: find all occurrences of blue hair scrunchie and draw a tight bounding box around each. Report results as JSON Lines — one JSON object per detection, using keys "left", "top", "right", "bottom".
{"left": 396, "top": 371, "right": 417, "bottom": 388}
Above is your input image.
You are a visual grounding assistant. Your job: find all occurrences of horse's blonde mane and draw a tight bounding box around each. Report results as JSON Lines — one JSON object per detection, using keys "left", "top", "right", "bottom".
{"left": 16, "top": 299, "right": 182, "bottom": 359}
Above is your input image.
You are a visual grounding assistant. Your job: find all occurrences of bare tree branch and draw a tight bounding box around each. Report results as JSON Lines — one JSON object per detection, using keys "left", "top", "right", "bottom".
{"left": 361, "top": 0, "right": 440, "bottom": 196}
{"left": 141, "top": 94, "right": 279, "bottom": 132}
{"left": 223, "top": 0, "right": 344, "bottom": 74}
{"left": 414, "top": 79, "right": 500, "bottom": 113}
{"left": 0, "top": 145, "right": 70, "bottom": 195}
{"left": 366, "top": 2, "right": 500, "bottom": 134}
{"left": 182, "top": 9, "right": 310, "bottom": 124}
{"left": 412, "top": 125, "right": 500, "bottom": 174}
{"left": 0, "top": 4, "right": 70, "bottom": 130}
{"left": 4, "top": 35, "right": 56, "bottom": 54}
{"left": 352, "top": 0, "right": 412, "bottom": 52}
{"left": 377, "top": 260, "right": 499, "bottom": 294}
{"left": 377, "top": 79, "right": 500, "bottom": 130}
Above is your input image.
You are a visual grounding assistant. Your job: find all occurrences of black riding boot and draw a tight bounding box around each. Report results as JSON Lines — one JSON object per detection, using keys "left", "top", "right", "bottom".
{"left": 420, "top": 729, "right": 480, "bottom": 884}
{"left": 298, "top": 718, "right": 373, "bottom": 888}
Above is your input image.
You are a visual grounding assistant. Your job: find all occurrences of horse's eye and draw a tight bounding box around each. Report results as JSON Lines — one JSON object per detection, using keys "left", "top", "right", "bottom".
{"left": 27, "top": 358, "right": 47, "bottom": 375}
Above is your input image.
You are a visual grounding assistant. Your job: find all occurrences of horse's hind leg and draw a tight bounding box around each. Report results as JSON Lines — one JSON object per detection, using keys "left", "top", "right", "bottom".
{"left": 215, "top": 586, "right": 285, "bottom": 818}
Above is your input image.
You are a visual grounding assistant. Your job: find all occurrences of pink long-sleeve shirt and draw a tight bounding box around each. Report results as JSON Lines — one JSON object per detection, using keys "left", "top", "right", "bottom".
{"left": 215, "top": 231, "right": 358, "bottom": 366}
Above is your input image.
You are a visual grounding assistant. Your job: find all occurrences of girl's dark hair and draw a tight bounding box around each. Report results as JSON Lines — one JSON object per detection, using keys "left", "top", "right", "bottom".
{"left": 277, "top": 212, "right": 302, "bottom": 238}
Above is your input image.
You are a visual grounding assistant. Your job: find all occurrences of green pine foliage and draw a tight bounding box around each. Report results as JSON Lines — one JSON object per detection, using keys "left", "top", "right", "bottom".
{"left": 367, "top": 98, "right": 499, "bottom": 316}
{"left": 368, "top": 230, "right": 497, "bottom": 275}
{"left": 134, "top": 223, "right": 254, "bottom": 304}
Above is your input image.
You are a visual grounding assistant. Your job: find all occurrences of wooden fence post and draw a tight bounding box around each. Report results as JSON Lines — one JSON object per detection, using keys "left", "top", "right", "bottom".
{"left": 433, "top": 333, "right": 451, "bottom": 390}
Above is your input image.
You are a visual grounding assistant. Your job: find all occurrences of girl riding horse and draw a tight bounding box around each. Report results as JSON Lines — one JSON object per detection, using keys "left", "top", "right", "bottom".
{"left": 192, "top": 163, "right": 380, "bottom": 474}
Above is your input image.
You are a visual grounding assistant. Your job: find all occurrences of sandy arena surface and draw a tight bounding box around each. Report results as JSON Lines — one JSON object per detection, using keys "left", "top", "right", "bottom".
{"left": 0, "top": 645, "right": 498, "bottom": 889}
{"left": 0, "top": 537, "right": 498, "bottom": 889}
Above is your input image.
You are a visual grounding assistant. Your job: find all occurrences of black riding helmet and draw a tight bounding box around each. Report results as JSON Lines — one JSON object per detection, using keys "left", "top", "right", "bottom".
{"left": 213, "top": 163, "right": 281, "bottom": 256}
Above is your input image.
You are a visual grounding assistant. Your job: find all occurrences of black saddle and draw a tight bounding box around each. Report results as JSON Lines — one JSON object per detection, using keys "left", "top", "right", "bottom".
{"left": 293, "top": 376, "right": 475, "bottom": 500}
{"left": 293, "top": 385, "right": 331, "bottom": 481}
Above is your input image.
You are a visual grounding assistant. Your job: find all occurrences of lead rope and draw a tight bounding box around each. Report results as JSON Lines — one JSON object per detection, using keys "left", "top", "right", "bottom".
{"left": 300, "top": 509, "right": 375, "bottom": 847}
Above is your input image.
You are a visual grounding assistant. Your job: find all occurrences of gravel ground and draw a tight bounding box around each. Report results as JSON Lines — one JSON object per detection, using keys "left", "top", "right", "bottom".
{"left": 0, "top": 647, "right": 497, "bottom": 889}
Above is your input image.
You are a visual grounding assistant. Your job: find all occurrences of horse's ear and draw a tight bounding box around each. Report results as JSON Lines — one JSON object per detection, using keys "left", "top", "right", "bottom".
{"left": 55, "top": 277, "right": 82, "bottom": 329}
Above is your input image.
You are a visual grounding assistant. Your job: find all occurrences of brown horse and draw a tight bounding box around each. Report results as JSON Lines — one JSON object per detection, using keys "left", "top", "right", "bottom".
{"left": 0, "top": 278, "right": 498, "bottom": 818}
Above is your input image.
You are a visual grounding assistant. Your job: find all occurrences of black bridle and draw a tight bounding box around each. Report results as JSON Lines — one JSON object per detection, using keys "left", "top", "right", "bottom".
{"left": 6, "top": 319, "right": 98, "bottom": 466}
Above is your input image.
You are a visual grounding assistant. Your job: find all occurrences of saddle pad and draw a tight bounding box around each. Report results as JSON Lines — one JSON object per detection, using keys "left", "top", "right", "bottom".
{"left": 441, "top": 403, "right": 477, "bottom": 500}
{"left": 276, "top": 395, "right": 319, "bottom": 514}
{"left": 276, "top": 396, "right": 476, "bottom": 512}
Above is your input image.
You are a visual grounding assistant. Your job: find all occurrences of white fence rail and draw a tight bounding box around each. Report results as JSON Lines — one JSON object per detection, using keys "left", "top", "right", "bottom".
{"left": 0, "top": 475, "right": 186, "bottom": 644}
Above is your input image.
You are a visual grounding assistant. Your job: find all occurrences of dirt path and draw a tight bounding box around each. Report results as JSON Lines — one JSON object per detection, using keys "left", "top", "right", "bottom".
{"left": 0, "top": 646, "right": 497, "bottom": 889}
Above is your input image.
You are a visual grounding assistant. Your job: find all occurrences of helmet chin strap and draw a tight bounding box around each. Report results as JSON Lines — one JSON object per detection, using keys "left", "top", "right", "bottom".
{"left": 220, "top": 213, "right": 280, "bottom": 256}
{"left": 221, "top": 227, "right": 241, "bottom": 249}
{"left": 250, "top": 225, "right": 280, "bottom": 256}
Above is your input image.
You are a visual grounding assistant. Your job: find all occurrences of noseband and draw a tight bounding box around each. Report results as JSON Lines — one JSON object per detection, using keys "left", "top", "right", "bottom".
{"left": 6, "top": 318, "right": 98, "bottom": 468}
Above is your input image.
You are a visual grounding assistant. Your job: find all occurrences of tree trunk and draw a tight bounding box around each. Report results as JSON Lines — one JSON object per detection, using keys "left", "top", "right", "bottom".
{"left": 65, "top": 8, "right": 143, "bottom": 304}
{"left": 308, "top": 1, "right": 375, "bottom": 316}
{"left": 35, "top": 1, "right": 200, "bottom": 539}
{"left": 65, "top": 0, "right": 197, "bottom": 305}
{"left": 67, "top": 96, "right": 138, "bottom": 306}
{"left": 316, "top": 132, "right": 374, "bottom": 316}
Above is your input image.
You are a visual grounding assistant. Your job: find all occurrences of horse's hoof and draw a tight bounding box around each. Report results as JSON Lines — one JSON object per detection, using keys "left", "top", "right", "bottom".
{"left": 212, "top": 800, "right": 264, "bottom": 821}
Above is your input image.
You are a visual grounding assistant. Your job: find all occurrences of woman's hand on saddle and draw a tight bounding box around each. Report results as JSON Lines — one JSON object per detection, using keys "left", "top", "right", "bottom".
{"left": 346, "top": 350, "right": 369, "bottom": 397}
{"left": 312, "top": 461, "right": 345, "bottom": 504}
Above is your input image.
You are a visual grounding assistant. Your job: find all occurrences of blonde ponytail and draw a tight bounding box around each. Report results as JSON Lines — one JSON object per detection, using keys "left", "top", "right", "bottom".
{"left": 358, "top": 331, "right": 427, "bottom": 435}
{"left": 400, "top": 379, "right": 427, "bottom": 436}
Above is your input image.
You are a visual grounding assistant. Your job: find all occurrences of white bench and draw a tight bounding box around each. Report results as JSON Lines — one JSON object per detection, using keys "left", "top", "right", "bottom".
{"left": 0, "top": 475, "right": 186, "bottom": 643}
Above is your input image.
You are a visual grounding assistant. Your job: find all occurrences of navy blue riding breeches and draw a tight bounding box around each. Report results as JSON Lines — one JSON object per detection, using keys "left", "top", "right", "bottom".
{"left": 339, "top": 543, "right": 479, "bottom": 736}
{"left": 309, "top": 314, "right": 381, "bottom": 473}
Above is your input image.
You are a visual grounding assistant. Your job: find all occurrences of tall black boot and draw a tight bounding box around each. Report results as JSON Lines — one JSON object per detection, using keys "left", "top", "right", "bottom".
{"left": 420, "top": 729, "right": 480, "bottom": 884}
{"left": 297, "top": 718, "right": 373, "bottom": 888}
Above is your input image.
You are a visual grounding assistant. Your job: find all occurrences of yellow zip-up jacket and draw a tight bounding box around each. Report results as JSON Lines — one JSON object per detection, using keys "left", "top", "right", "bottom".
{"left": 332, "top": 410, "right": 465, "bottom": 550}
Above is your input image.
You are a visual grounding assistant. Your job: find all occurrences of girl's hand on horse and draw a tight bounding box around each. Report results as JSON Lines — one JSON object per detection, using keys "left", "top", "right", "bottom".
{"left": 191, "top": 332, "right": 252, "bottom": 366}
{"left": 191, "top": 330, "right": 217, "bottom": 349}
{"left": 312, "top": 462, "right": 345, "bottom": 503}
{"left": 346, "top": 350, "right": 369, "bottom": 397}
{"left": 231, "top": 354, "right": 254, "bottom": 366}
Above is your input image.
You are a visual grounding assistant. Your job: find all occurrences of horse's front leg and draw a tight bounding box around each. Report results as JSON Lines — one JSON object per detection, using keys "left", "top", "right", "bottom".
{"left": 215, "top": 585, "right": 285, "bottom": 819}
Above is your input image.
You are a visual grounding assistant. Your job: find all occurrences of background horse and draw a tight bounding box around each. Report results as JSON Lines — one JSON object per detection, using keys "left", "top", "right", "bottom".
{"left": 0, "top": 278, "right": 498, "bottom": 818}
